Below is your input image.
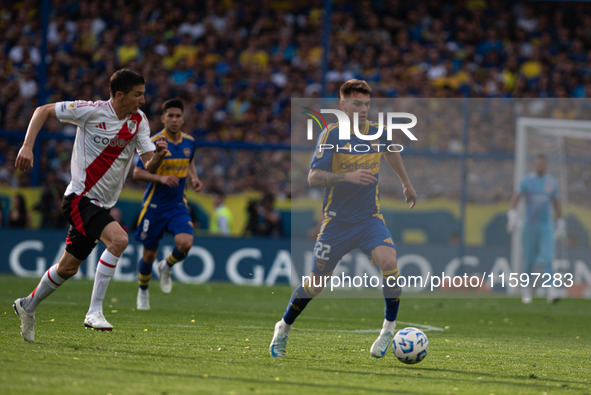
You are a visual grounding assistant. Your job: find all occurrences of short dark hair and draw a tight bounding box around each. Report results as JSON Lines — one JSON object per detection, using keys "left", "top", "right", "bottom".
{"left": 162, "top": 98, "right": 184, "bottom": 113}
{"left": 109, "top": 69, "right": 145, "bottom": 97}
{"left": 339, "top": 79, "right": 372, "bottom": 98}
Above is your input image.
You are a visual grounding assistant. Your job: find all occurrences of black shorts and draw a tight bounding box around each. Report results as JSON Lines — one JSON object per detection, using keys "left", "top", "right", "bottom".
{"left": 61, "top": 194, "right": 115, "bottom": 260}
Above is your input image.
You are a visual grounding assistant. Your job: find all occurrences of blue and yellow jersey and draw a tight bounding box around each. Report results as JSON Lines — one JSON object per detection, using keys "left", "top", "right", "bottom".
{"left": 137, "top": 129, "right": 196, "bottom": 210}
{"left": 310, "top": 121, "right": 386, "bottom": 223}
{"left": 519, "top": 172, "right": 559, "bottom": 226}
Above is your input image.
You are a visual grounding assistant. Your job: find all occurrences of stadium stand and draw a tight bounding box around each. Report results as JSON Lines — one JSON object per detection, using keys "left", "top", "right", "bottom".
{"left": 1, "top": 0, "right": 590, "bottom": 235}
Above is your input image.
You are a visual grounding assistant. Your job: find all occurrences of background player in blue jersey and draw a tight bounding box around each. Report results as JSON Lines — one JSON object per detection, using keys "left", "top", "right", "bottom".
{"left": 270, "top": 79, "right": 417, "bottom": 358}
{"left": 508, "top": 154, "right": 565, "bottom": 304}
{"left": 134, "top": 99, "right": 203, "bottom": 310}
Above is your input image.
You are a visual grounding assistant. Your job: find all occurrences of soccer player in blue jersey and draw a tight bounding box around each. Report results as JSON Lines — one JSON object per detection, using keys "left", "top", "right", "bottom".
{"left": 507, "top": 154, "right": 565, "bottom": 304}
{"left": 270, "top": 79, "right": 417, "bottom": 358}
{"left": 134, "top": 98, "right": 203, "bottom": 310}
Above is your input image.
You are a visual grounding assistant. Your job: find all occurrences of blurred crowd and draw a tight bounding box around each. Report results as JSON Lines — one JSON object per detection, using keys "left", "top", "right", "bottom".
{"left": 1, "top": 0, "right": 591, "bottom": 229}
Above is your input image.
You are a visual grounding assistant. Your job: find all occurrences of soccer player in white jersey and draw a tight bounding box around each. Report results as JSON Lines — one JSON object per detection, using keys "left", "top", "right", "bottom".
{"left": 507, "top": 154, "right": 566, "bottom": 304}
{"left": 12, "top": 69, "right": 168, "bottom": 342}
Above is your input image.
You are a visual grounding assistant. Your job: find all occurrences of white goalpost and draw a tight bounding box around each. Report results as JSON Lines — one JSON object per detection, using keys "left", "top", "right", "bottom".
{"left": 513, "top": 117, "right": 591, "bottom": 297}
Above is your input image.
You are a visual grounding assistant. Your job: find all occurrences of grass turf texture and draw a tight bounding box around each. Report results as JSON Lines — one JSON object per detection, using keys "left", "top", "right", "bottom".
{"left": 1, "top": 274, "right": 590, "bottom": 394}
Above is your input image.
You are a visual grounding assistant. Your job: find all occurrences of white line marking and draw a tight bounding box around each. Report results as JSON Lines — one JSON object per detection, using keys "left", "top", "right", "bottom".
{"left": 397, "top": 321, "right": 445, "bottom": 332}
{"left": 204, "top": 322, "right": 445, "bottom": 332}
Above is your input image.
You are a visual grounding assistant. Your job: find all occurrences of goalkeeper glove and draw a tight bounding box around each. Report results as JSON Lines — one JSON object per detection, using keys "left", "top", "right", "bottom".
{"left": 555, "top": 217, "right": 566, "bottom": 239}
{"left": 506, "top": 209, "right": 519, "bottom": 233}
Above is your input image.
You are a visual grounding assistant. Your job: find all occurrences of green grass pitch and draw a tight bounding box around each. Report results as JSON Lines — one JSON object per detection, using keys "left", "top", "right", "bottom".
{"left": 1, "top": 274, "right": 590, "bottom": 394}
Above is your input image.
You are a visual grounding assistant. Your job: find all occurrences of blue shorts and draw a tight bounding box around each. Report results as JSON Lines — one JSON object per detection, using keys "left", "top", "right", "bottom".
{"left": 135, "top": 203, "right": 194, "bottom": 250}
{"left": 312, "top": 215, "right": 396, "bottom": 275}
{"left": 521, "top": 222, "right": 554, "bottom": 274}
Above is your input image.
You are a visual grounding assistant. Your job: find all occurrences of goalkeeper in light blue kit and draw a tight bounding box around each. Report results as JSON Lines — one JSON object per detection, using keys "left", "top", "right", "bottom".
{"left": 507, "top": 154, "right": 565, "bottom": 304}
{"left": 269, "top": 79, "right": 417, "bottom": 358}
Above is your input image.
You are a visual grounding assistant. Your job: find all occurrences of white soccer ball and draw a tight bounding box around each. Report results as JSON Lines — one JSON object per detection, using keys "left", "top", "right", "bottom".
{"left": 392, "top": 327, "right": 429, "bottom": 364}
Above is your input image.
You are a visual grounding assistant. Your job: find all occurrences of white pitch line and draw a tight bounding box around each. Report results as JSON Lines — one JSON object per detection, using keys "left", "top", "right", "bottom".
{"left": 207, "top": 322, "right": 445, "bottom": 332}
{"left": 397, "top": 321, "right": 445, "bottom": 332}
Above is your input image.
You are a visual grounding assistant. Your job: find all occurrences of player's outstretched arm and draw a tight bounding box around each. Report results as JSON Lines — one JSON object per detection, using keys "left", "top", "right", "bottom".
{"left": 384, "top": 151, "right": 416, "bottom": 209}
{"left": 16, "top": 103, "right": 57, "bottom": 171}
{"left": 308, "top": 168, "right": 377, "bottom": 187}
{"left": 133, "top": 166, "right": 179, "bottom": 188}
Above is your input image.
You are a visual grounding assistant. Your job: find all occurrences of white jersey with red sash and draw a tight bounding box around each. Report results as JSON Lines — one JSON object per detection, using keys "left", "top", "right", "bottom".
{"left": 55, "top": 99, "right": 155, "bottom": 209}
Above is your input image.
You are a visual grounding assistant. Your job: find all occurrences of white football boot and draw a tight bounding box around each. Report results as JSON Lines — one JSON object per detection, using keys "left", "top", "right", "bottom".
{"left": 269, "top": 321, "right": 289, "bottom": 358}
{"left": 137, "top": 288, "right": 150, "bottom": 310}
{"left": 371, "top": 330, "right": 395, "bottom": 358}
{"left": 84, "top": 311, "right": 113, "bottom": 331}
{"left": 158, "top": 260, "right": 172, "bottom": 294}
{"left": 13, "top": 298, "right": 36, "bottom": 342}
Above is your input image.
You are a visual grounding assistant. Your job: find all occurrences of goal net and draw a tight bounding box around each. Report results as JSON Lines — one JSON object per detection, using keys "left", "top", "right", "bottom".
{"left": 513, "top": 115, "right": 591, "bottom": 298}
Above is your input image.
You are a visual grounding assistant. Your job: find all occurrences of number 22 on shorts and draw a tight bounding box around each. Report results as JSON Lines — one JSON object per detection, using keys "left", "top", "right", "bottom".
{"left": 314, "top": 241, "right": 331, "bottom": 260}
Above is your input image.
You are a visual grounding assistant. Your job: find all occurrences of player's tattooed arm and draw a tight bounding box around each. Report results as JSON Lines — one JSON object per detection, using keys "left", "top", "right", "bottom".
{"left": 308, "top": 168, "right": 346, "bottom": 187}
{"left": 308, "top": 168, "right": 377, "bottom": 187}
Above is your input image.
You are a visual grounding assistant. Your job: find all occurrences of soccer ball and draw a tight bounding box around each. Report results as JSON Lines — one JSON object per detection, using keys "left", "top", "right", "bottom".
{"left": 392, "top": 327, "right": 429, "bottom": 364}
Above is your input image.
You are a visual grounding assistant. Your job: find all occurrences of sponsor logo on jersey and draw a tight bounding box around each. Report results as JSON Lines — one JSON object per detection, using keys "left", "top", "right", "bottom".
{"left": 160, "top": 163, "right": 188, "bottom": 172}
{"left": 340, "top": 161, "right": 379, "bottom": 171}
{"left": 93, "top": 135, "right": 132, "bottom": 148}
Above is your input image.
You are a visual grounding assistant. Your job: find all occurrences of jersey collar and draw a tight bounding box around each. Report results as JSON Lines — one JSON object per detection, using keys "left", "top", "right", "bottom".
{"left": 163, "top": 128, "right": 183, "bottom": 143}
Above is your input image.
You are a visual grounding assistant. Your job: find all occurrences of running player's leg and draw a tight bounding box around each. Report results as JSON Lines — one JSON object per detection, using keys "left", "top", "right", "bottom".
{"left": 13, "top": 235, "right": 88, "bottom": 342}
{"left": 370, "top": 245, "right": 401, "bottom": 357}
{"left": 15, "top": 227, "right": 95, "bottom": 342}
{"left": 158, "top": 207, "right": 194, "bottom": 294}
{"left": 270, "top": 270, "right": 333, "bottom": 358}
{"left": 135, "top": 209, "right": 166, "bottom": 308}
{"left": 84, "top": 220, "right": 127, "bottom": 330}
{"left": 359, "top": 217, "right": 400, "bottom": 358}
{"left": 57, "top": 194, "right": 125, "bottom": 327}
{"left": 14, "top": 194, "right": 112, "bottom": 340}
{"left": 270, "top": 218, "right": 347, "bottom": 358}
{"left": 280, "top": 223, "right": 344, "bottom": 327}
{"left": 137, "top": 248, "right": 157, "bottom": 310}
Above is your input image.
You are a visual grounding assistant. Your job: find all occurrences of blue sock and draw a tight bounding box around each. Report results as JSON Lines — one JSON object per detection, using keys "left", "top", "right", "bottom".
{"left": 384, "top": 298, "right": 400, "bottom": 321}
{"left": 382, "top": 268, "right": 401, "bottom": 321}
{"left": 166, "top": 247, "right": 187, "bottom": 267}
{"left": 137, "top": 258, "right": 153, "bottom": 290}
{"left": 282, "top": 282, "right": 318, "bottom": 325}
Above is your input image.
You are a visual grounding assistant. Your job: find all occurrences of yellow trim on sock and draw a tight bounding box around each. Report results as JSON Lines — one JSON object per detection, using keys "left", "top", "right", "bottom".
{"left": 381, "top": 268, "right": 399, "bottom": 277}
{"left": 166, "top": 255, "right": 180, "bottom": 266}
{"left": 303, "top": 281, "right": 319, "bottom": 298}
